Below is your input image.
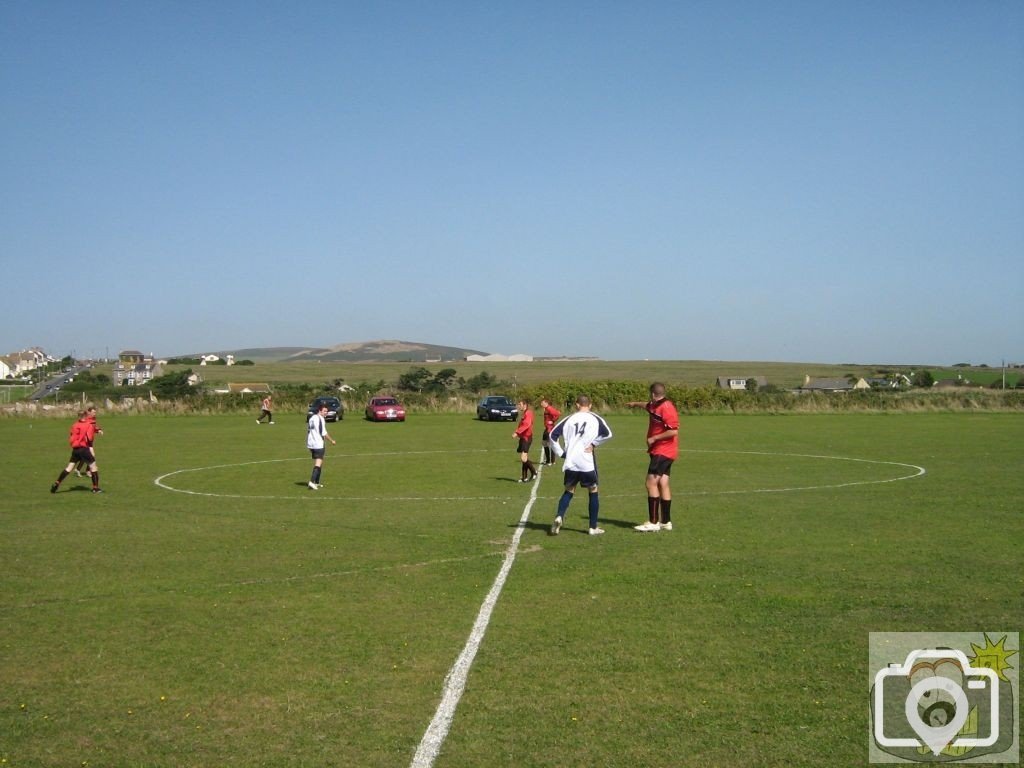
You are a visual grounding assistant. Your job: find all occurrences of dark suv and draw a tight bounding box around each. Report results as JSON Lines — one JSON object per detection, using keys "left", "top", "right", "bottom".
{"left": 307, "top": 396, "right": 344, "bottom": 422}
{"left": 476, "top": 395, "right": 518, "bottom": 421}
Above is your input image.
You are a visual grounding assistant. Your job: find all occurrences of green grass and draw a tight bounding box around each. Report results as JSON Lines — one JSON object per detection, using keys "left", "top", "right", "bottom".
{"left": 0, "top": 386, "right": 34, "bottom": 404}
{"left": 1, "top": 412, "right": 1021, "bottom": 766}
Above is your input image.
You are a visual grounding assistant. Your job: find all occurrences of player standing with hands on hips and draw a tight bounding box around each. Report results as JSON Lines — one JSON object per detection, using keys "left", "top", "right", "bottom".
{"left": 306, "top": 402, "right": 336, "bottom": 490}
{"left": 548, "top": 395, "right": 613, "bottom": 536}
{"left": 628, "top": 382, "right": 679, "bottom": 531}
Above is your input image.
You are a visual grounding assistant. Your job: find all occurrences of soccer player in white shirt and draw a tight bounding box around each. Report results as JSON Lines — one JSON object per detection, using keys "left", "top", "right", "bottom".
{"left": 547, "top": 395, "right": 613, "bottom": 536}
{"left": 306, "top": 403, "right": 336, "bottom": 489}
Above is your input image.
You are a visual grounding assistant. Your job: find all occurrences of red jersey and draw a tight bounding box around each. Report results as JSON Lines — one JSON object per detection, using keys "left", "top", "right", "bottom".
{"left": 515, "top": 408, "right": 534, "bottom": 439}
{"left": 542, "top": 405, "right": 561, "bottom": 432}
{"left": 69, "top": 418, "right": 95, "bottom": 449}
{"left": 86, "top": 415, "right": 101, "bottom": 446}
{"left": 646, "top": 397, "right": 679, "bottom": 460}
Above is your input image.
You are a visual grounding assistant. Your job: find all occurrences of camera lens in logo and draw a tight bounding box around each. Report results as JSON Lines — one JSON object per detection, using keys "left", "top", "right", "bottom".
{"left": 905, "top": 676, "right": 970, "bottom": 756}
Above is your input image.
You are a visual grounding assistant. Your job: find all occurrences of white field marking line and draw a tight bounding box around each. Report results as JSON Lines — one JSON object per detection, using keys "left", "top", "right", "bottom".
{"left": 153, "top": 449, "right": 503, "bottom": 500}
{"left": 581, "top": 448, "right": 927, "bottom": 498}
{"left": 155, "top": 448, "right": 925, "bottom": 501}
{"left": 670, "top": 449, "right": 926, "bottom": 495}
{"left": 410, "top": 464, "right": 543, "bottom": 768}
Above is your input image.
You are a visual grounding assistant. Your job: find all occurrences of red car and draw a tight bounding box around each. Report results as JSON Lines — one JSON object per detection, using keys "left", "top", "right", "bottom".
{"left": 365, "top": 396, "right": 406, "bottom": 422}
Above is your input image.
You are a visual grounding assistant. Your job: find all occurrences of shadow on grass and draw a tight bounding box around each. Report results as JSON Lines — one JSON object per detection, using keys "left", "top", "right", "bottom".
{"left": 59, "top": 485, "right": 95, "bottom": 493}
{"left": 513, "top": 516, "right": 638, "bottom": 534}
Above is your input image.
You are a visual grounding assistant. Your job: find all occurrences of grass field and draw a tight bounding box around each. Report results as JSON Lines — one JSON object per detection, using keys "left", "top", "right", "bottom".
{"left": 2, "top": 411, "right": 1021, "bottom": 766}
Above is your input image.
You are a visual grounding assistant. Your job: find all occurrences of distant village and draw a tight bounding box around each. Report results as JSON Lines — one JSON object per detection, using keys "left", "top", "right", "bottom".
{"left": 0, "top": 347, "right": 56, "bottom": 380}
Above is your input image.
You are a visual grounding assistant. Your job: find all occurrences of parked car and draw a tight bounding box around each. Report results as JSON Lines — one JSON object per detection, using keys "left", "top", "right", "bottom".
{"left": 307, "top": 396, "right": 344, "bottom": 422}
{"left": 476, "top": 395, "right": 518, "bottom": 421}
{"left": 365, "top": 396, "right": 406, "bottom": 422}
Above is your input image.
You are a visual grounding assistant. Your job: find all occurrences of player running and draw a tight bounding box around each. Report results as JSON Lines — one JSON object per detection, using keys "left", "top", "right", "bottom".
{"left": 51, "top": 409, "right": 103, "bottom": 494}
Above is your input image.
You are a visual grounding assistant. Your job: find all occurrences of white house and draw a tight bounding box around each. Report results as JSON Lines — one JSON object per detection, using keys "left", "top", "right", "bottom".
{"left": 113, "top": 350, "right": 163, "bottom": 386}
{"left": 465, "top": 353, "right": 534, "bottom": 362}
{"left": 716, "top": 376, "right": 769, "bottom": 390}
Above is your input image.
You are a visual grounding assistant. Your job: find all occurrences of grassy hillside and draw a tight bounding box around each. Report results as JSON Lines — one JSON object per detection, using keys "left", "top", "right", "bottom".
{"left": 145, "top": 359, "right": 1020, "bottom": 390}
{"left": 151, "top": 359, "right": 890, "bottom": 389}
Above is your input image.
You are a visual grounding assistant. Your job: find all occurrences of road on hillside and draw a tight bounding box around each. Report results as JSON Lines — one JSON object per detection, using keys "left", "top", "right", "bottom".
{"left": 29, "top": 365, "right": 89, "bottom": 401}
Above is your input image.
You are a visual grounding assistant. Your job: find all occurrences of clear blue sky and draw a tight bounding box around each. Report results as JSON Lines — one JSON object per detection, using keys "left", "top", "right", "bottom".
{"left": 2, "top": 1, "right": 1021, "bottom": 364}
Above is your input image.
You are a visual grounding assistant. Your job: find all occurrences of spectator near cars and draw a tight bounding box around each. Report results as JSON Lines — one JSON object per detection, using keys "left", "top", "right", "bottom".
{"left": 307, "top": 396, "right": 344, "bottom": 422}
{"left": 476, "top": 396, "right": 518, "bottom": 421}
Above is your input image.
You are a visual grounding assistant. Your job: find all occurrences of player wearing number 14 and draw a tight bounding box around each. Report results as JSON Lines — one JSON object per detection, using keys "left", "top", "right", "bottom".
{"left": 547, "top": 395, "right": 613, "bottom": 536}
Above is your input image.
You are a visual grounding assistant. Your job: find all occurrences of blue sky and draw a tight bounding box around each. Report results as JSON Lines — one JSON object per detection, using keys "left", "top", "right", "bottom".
{"left": 2, "top": 1, "right": 1021, "bottom": 364}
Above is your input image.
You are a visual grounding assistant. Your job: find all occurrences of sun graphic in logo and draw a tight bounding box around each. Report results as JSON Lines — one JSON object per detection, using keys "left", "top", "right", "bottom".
{"left": 968, "top": 633, "right": 1017, "bottom": 683}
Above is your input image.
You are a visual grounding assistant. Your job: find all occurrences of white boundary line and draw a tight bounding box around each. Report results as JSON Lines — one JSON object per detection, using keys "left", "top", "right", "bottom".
{"left": 672, "top": 449, "right": 926, "bottom": 494}
{"left": 409, "top": 467, "right": 543, "bottom": 768}
{"left": 153, "top": 448, "right": 926, "bottom": 500}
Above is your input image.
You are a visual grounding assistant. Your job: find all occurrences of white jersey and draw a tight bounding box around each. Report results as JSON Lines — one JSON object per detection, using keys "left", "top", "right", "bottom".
{"left": 549, "top": 410, "right": 612, "bottom": 472}
{"left": 307, "top": 413, "right": 327, "bottom": 450}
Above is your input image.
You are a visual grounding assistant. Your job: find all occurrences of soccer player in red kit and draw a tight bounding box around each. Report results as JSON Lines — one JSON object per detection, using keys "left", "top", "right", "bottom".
{"left": 514, "top": 399, "right": 538, "bottom": 483}
{"left": 540, "top": 398, "right": 561, "bottom": 465}
{"left": 628, "top": 382, "right": 679, "bottom": 531}
{"left": 51, "top": 410, "right": 102, "bottom": 494}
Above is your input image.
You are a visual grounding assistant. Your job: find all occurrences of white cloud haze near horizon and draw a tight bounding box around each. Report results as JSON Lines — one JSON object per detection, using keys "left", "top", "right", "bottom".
{"left": 2, "top": 2, "right": 1021, "bottom": 365}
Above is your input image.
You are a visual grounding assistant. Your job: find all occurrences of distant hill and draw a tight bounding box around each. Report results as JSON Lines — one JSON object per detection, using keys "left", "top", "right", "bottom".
{"left": 206, "top": 340, "right": 490, "bottom": 363}
{"left": 210, "top": 347, "right": 313, "bottom": 362}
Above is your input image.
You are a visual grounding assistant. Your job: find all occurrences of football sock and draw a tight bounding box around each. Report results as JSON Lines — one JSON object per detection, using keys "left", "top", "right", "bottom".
{"left": 526, "top": 460, "right": 536, "bottom": 477}
{"left": 311, "top": 466, "right": 322, "bottom": 484}
{"left": 647, "top": 496, "right": 659, "bottom": 524}
{"left": 588, "top": 492, "right": 600, "bottom": 529}
{"left": 91, "top": 471, "right": 100, "bottom": 489}
{"left": 57, "top": 470, "right": 70, "bottom": 484}
{"left": 557, "top": 491, "right": 573, "bottom": 517}
{"left": 660, "top": 499, "right": 672, "bottom": 525}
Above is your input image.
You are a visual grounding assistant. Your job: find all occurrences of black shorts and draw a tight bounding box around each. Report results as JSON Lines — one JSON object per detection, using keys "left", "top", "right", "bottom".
{"left": 564, "top": 469, "right": 599, "bottom": 489}
{"left": 647, "top": 455, "right": 674, "bottom": 476}
{"left": 309, "top": 448, "right": 326, "bottom": 460}
{"left": 70, "top": 446, "right": 94, "bottom": 465}
{"left": 516, "top": 437, "right": 533, "bottom": 453}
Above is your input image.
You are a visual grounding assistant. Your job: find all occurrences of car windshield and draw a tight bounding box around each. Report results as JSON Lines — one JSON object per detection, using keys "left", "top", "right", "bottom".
{"left": 486, "top": 397, "right": 511, "bottom": 405}
{"left": 375, "top": 398, "right": 397, "bottom": 405}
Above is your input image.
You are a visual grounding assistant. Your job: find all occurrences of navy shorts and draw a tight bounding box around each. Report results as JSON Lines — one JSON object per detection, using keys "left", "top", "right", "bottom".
{"left": 647, "top": 455, "right": 674, "bottom": 476}
{"left": 516, "top": 437, "right": 533, "bottom": 453}
{"left": 563, "top": 469, "right": 599, "bottom": 489}
{"left": 310, "top": 448, "right": 326, "bottom": 460}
